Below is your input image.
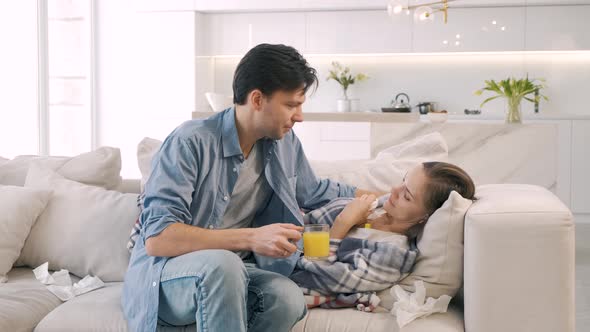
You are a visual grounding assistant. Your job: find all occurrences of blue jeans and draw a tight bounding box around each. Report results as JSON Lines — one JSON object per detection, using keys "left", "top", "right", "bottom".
{"left": 157, "top": 250, "right": 307, "bottom": 332}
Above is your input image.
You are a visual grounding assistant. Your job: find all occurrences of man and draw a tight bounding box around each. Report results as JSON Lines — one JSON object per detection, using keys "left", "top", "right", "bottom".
{"left": 122, "top": 44, "right": 376, "bottom": 332}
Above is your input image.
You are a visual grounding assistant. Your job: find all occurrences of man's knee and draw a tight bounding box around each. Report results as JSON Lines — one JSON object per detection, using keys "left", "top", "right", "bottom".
{"left": 265, "top": 278, "right": 307, "bottom": 322}
{"left": 200, "top": 250, "right": 248, "bottom": 286}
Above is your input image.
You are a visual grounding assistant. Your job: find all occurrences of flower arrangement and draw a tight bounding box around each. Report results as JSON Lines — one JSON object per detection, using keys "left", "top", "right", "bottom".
{"left": 326, "top": 61, "right": 368, "bottom": 100}
{"left": 475, "top": 76, "right": 548, "bottom": 123}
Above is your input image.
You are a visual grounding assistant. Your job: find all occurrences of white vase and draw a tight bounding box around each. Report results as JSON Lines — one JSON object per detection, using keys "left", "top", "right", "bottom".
{"left": 336, "top": 99, "right": 351, "bottom": 112}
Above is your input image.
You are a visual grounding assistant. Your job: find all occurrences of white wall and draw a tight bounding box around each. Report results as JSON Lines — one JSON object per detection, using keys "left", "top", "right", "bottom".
{"left": 96, "top": 0, "right": 195, "bottom": 178}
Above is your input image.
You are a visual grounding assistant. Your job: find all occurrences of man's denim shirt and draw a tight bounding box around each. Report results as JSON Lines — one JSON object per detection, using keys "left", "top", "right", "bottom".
{"left": 121, "top": 107, "right": 356, "bottom": 332}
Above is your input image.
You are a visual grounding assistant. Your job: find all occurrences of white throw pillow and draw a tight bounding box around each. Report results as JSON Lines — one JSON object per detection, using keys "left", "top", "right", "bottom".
{"left": 376, "top": 132, "right": 448, "bottom": 161}
{"left": 0, "top": 185, "right": 52, "bottom": 283}
{"left": 311, "top": 157, "right": 417, "bottom": 193}
{"left": 310, "top": 133, "right": 449, "bottom": 193}
{"left": 377, "top": 191, "right": 473, "bottom": 310}
{"left": 17, "top": 165, "right": 140, "bottom": 282}
{"left": 0, "top": 146, "right": 122, "bottom": 190}
{"left": 137, "top": 137, "right": 163, "bottom": 191}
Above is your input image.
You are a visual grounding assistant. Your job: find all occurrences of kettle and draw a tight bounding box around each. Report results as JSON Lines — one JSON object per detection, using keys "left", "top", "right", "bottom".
{"left": 391, "top": 93, "right": 412, "bottom": 113}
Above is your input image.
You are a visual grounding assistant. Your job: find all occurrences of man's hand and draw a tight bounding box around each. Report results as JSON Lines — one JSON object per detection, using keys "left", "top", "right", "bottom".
{"left": 250, "top": 223, "right": 303, "bottom": 258}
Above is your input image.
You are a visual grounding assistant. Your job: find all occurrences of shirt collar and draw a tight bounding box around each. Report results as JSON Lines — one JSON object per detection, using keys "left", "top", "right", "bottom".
{"left": 221, "top": 106, "right": 279, "bottom": 159}
{"left": 221, "top": 107, "right": 243, "bottom": 158}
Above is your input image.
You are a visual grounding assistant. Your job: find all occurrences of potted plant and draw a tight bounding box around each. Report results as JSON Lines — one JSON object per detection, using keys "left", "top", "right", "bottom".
{"left": 475, "top": 76, "right": 548, "bottom": 123}
{"left": 327, "top": 61, "right": 368, "bottom": 112}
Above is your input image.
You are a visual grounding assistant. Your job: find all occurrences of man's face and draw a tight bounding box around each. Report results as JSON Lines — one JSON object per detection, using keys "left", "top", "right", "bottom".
{"left": 258, "top": 88, "right": 305, "bottom": 140}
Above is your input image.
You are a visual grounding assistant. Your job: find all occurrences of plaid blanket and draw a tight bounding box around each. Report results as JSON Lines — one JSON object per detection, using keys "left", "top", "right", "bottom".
{"left": 126, "top": 194, "right": 144, "bottom": 252}
{"left": 291, "top": 197, "right": 418, "bottom": 311}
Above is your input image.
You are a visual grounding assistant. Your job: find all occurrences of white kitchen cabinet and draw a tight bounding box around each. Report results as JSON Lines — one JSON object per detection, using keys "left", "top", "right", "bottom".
{"left": 133, "top": 0, "right": 195, "bottom": 12}
{"left": 194, "top": 0, "right": 301, "bottom": 12}
{"left": 571, "top": 120, "right": 590, "bottom": 213}
{"left": 202, "top": 12, "right": 306, "bottom": 55}
{"left": 306, "top": 11, "right": 412, "bottom": 54}
{"left": 525, "top": 5, "right": 590, "bottom": 51}
{"left": 293, "top": 122, "right": 370, "bottom": 161}
{"left": 319, "top": 122, "right": 370, "bottom": 142}
{"left": 193, "top": 0, "right": 386, "bottom": 12}
{"left": 412, "top": 6, "right": 526, "bottom": 52}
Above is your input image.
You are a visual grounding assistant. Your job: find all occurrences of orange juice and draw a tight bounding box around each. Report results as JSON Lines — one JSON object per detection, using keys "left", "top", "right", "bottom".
{"left": 303, "top": 231, "right": 330, "bottom": 259}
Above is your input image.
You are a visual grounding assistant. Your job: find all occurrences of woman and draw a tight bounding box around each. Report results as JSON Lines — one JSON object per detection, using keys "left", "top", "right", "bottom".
{"left": 329, "top": 161, "right": 476, "bottom": 241}
{"left": 290, "top": 161, "right": 476, "bottom": 311}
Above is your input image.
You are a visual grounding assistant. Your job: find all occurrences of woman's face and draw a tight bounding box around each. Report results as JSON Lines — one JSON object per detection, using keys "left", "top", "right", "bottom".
{"left": 371, "top": 165, "right": 429, "bottom": 233}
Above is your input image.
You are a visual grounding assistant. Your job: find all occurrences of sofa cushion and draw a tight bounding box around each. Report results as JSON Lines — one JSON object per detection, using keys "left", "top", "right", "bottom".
{"left": 0, "top": 146, "right": 122, "bottom": 189}
{"left": 33, "top": 281, "right": 462, "bottom": 332}
{"left": 292, "top": 305, "right": 464, "bottom": 332}
{"left": 0, "top": 268, "right": 64, "bottom": 332}
{"left": 35, "top": 282, "right": 194, "bottom": 332}
{"left": 16, "top": 165, "right": 140, "bottom": 282}
{"left": 137, "top": 137, "right": 163, "bottom": 192}
{"left": 35, "top": 283, "right": 130, "bottom": 332}
{"left": 0, "top": 186, "right": 51, "bottom": 283}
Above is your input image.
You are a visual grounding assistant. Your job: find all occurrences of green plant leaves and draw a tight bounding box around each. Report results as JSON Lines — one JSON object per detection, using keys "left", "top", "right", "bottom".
{"left": 475, "top": 76, "right": 548, "bottom": 108}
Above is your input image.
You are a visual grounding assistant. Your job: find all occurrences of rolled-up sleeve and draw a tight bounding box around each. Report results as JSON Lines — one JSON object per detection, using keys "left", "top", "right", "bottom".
{"left": 293, "top": 135, "right": 356, "bottom": 210}
{"left": 140, "top": 136, "right": 199, "bottom": 244}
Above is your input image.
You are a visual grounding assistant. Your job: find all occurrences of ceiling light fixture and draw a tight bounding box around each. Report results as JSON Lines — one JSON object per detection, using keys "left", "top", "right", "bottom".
{"left": 387, "top": 0, "right": 455, "bottom": 24}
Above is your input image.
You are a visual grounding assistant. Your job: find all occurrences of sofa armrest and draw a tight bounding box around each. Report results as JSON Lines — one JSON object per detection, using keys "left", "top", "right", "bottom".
{"left": 464, "top": 184, "right": 575, "bottom": 332}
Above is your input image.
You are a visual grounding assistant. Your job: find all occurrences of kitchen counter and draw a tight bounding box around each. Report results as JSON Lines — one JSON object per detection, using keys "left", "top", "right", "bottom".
{"left": 192, "top": 111, "right": 420, "bottom": 122}
{"left": 192, "top": 111, "right": 590, "bottom": 122}
{"left": 425, "top": 113, "right": 590, "bottom": 121}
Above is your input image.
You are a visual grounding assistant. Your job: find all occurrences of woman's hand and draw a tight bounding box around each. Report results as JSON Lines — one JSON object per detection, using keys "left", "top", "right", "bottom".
{"left": 335, "top": 194, "right": 377, "bottom": 227}
{"left": 330, "top": 194, "right": 376, "bottom": 239}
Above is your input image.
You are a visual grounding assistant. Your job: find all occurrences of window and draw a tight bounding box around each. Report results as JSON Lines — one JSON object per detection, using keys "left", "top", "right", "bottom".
{"left": 47, "top": 0, "right": 93, "bottom": 156}
{"left": 0, "top": 2, "right": 39, "bottom": 158}
{"left": 0, "top": 1, "right": 93, "bottom": 159}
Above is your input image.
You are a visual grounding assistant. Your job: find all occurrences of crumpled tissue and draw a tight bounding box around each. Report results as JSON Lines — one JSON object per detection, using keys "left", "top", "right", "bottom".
{"left": 33, "top": 262, "right": 105, "bottom": 301}
{"left": 390, "top": 280, "right": 452, "bottom": 328}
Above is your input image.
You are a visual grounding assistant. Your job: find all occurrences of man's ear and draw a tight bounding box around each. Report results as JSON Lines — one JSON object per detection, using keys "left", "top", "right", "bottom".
{"left": 249, "top": 89, "right": 264, "bottom": 111}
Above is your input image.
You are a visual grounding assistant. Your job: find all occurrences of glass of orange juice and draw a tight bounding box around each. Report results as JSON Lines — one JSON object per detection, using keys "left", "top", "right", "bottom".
{"left": 303, "top": 224, "right": 330, "bottom": 260}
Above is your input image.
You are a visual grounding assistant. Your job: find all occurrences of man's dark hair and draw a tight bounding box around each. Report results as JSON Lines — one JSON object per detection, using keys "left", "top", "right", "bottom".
{"left": 232, "top": 44, "right": 318, "bottom": 105}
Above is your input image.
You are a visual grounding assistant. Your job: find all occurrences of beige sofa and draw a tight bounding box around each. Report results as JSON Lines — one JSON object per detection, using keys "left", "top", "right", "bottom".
{"left": 1, "top": 179, "right": 575, "bottom": 332}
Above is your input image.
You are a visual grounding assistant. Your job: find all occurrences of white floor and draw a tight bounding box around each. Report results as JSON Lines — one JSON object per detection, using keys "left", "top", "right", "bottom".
{"left": 576, "top": 222, "right": 590, "bottom": 332}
